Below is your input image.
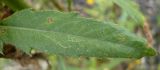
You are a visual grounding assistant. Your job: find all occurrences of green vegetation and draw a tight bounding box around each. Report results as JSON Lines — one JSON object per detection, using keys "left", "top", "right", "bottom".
{"left": 0, "top": 0, "right": 158, "bottom": 70}
{"left": 0, "top": 9, "right": 156, "bottom": 58}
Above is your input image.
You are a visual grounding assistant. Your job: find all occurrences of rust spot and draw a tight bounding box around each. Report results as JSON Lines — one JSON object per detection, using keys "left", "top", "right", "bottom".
{"left": 47, "top": 17, "right": 54, "bottom": 24}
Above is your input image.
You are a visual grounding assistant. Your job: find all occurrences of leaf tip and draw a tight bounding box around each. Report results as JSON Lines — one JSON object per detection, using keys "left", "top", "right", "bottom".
{"left": 144, "top": 48, "right": 157, "bottom": 56}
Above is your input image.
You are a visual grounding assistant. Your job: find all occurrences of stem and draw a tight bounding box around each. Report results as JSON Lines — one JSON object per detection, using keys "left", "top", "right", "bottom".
{"left": 89, "top": 57, "right": 97, "bottom": 70}
{"left": 67, "top": 0, "right": 72, "bottom": 12}
{"left": 51, "top": 0, "right": 65, "bottom": 11}
{"left": 143, "top": 19, "right": 153, "bottom": 47}
{"left": 1, "top": 0, "right": 30, "bottom": 11}
{"left": 57, "top": 56, "right": 66, "bottom": 70}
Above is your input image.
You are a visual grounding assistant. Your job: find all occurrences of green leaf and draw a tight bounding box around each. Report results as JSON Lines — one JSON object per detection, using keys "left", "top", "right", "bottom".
{"left": 113, "top": 0, "right": 145, "bottom": 24}
{"left": 0, "top": 9, "right": 156, "bottom": 58}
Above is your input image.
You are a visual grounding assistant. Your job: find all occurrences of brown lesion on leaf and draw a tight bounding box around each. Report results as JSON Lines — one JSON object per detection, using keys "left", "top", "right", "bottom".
{"left": 47, "top": 17, "right": 54, "bottom": 24}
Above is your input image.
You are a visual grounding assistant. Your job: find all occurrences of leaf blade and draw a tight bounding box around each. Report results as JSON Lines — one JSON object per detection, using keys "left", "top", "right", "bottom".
{"left": 0, "top": 9, "right": 156, "bottom": 58}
